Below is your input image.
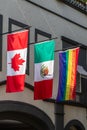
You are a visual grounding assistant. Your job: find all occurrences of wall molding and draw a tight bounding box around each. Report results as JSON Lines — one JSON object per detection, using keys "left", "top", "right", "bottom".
{"left": 25, "top": 0, "right": 87, "bottom": 30}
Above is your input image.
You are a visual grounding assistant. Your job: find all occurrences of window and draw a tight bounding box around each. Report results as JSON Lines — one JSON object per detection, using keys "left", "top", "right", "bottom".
{"left": 61, "top": 36, "right": 87, "bottom": 70}
{"left": 69, "top": 126, "right": 78, "bottom": 130}
{"left": 62, "top": 36, "right": 87, "bottom": 105}
{"left": 8, "top": 18, "right": 30, "bottom": 75}
{"left": 86, "top": 49, "right": 87, "bottom": 66}
{"left": 76, "top": 76, "right": 87, "bottom": 104}
{"left": 35, "top": 28, "right": 51, "bottom": 43}
{"left": 79, "top": 47, "right": 87, "bottom": 71}
{"left": 76, "top": 73, "right": 81, "bottom": 93}
{"left": 81, "top": 77, "right": 87, "bottom": 93}
{"left": 65, "top": 120, "right": 85, "bottom": 130}
{"left": 0, "top": 15, "right": 3, "bottom": 71}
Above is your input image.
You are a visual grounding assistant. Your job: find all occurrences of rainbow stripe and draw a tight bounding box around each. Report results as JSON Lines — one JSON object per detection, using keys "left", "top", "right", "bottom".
{"left": 56, "top": 47, "right": 80, "bottom": 101}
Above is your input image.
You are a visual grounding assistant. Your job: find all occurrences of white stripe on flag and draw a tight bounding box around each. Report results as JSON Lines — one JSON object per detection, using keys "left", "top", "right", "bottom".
{"left": 7, "top": 48, "right": 27, "bottom": 76}
{"left": 34, "top": 60, "right": 54, "bottom": 82}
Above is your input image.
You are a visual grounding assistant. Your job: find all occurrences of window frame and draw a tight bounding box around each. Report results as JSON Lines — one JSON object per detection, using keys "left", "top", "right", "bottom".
{"left": 0, "top": 15, "right": 3, "bottom": 71}
{"left": 61, "top": 36, "right": 87, "bottom": 67}
{"left": 8, "top": 18, "right": 30, "bottom": 75}
{"left": 76, "top": 72, "right": 82, "bottom": 93}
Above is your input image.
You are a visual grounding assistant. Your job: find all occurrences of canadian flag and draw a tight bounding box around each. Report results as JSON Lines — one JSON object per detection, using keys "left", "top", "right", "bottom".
{"left": 6, "top": 30, "right": 29, "bottom": 92}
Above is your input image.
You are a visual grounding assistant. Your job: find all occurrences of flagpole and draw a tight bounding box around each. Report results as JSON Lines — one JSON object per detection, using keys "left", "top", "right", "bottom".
{"left": 29, "top": 37, "right": 58, "bottom": 45}
{"left": 55, "top": 103, "right": 64, "bottom": 130}
{"left": 55, "top": 44, "right": 82, "bottom": 52}
{"left": 29, "top": 39, "right": 81, "bottom": 52}
{"left": 0, "top": 26, "right": 31, "bottom": 35}
{"left": 0, "top": 28, "right": 83, "bottom": 51}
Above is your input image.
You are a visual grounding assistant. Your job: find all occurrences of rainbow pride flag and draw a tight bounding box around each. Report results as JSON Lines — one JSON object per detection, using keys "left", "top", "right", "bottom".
{"left": 56, "top": 47, "right": 80, "bottom": 101}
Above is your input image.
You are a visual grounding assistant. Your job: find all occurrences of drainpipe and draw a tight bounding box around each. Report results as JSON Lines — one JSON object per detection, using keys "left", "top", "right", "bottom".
{"left": 55, "top": 103, "right": 64, "bottom": 130}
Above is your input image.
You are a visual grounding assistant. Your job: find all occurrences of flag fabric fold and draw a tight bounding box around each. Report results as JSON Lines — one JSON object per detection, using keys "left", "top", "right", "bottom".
{"left": 6, "top": 30, "right": 29, "bottom": 92}
{"left": 34, "top": 40, "right": 55, "bottom": 100}
{"left": 56, "top": 47, "right": 80, "bottom": 101}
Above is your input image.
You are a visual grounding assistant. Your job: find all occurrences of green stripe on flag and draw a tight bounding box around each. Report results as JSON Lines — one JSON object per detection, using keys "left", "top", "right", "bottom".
{"left": 34, "top": 40, "right": 55, "bottom": 63}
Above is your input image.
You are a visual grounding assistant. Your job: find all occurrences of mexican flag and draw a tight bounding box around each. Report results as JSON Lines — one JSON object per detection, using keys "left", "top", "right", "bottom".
{"left": 34, "top": 40, "right": 55, "bottom": 100}
{"left": 6, "top": 30, "right": 29, "bottom": 92}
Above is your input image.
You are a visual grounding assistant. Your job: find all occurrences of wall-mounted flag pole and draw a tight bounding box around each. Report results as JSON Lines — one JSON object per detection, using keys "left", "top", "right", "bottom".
{"left": 6, "top": 30, "right": 29, "bottom": 92}
{"left": 34, "top": 40, "right": 55, "bottom": 100}
{"left": 0, "top": 26, "right": 31, "bottom": 36}
{"left": 56, "top": 47, "right": 80, "bottom": 101}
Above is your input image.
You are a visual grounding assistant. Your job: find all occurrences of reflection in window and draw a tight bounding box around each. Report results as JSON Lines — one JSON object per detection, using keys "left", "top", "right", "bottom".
{"left": 69, "top": 125, "right": 77, "bottom": 130}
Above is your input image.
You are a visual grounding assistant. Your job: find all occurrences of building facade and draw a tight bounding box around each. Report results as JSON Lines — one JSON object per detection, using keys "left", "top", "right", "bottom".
{"left": 0, "top": 0, "right": 87, "bottom": 129}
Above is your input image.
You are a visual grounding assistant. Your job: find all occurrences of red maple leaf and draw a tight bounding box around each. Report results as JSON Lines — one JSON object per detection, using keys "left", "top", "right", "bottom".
{"left": 10, "top": 53, "right": 25, "bottom": 71}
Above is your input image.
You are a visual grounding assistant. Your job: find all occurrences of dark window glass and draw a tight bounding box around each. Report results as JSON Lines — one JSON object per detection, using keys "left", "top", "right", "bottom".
{"left": 62, "top": 36, "right": 87, "bottom": 70}
{"left": 79, "top": 48, "right": 86, "bottom": 70}
{"left": 76, "top": 73, "right": 81, "bottom": 93}
{"left": 81, "top": 77, "right": 87, "bottom": 93}
{"left": 35, "top": 28, "right": 51, "bottom": 43}
{"left": 80, "top": 77, "right": 87, "bottom": 104}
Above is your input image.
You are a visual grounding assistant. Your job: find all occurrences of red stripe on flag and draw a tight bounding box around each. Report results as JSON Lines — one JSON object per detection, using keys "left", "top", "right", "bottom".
{"left": 6, "top": 75, "right": 25, "bottom": 92}
{"left": 71, "top": 47, "right": 80, "bottom": 100}
{"left": 7, "top": 30, "right": 29, "bottom": 51}
{"left": 34, "top": 79, "right": 53, "bottom": 100}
